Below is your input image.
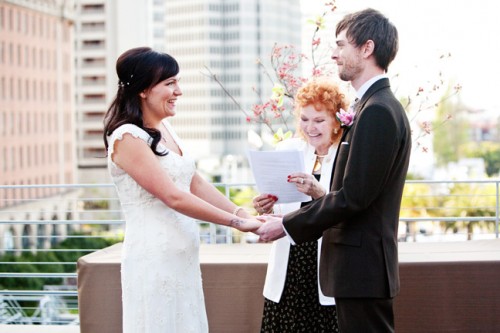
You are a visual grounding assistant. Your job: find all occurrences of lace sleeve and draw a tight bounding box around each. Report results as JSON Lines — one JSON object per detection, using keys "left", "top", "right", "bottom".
{"left": 107, "top": 124, "right": 151, "bottom": 160}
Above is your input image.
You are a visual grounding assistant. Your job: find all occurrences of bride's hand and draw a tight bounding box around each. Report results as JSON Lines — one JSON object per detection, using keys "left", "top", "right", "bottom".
{"left": 231, "top": 217, "right": 263, "bottom": 232}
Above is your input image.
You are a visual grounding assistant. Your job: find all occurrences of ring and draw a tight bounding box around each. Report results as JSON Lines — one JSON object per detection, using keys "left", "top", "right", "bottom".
{"left": 300, "top": 178, "right": 304, "bottom": 184}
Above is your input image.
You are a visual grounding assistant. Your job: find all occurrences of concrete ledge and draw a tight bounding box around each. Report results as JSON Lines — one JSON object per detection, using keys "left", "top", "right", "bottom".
{"left": 78, "top": 240, "right": 500, "bottom": 333}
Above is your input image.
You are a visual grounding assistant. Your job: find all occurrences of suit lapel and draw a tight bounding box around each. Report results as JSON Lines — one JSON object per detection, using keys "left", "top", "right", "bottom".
{"left": 329, "top": 78, "right": 392, "bottom": 187}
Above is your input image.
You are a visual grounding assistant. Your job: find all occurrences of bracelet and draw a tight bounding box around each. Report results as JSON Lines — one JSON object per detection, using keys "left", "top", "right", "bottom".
{"left": 232, "top": 206, "right": 243, "bottom": 216}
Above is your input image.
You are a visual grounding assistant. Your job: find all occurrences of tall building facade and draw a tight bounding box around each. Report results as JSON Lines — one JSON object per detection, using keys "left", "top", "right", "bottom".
{"left": 73, "top": 0, "right": 166, "bottom": 179}
{"left": 165, "top": 0, "right": 301, "bottom": 164}
{"left": 0, "top": 0, "right": 76, "bottom": 192}
{"left": 0, "top": 0, "right": 79, "bottom": 253}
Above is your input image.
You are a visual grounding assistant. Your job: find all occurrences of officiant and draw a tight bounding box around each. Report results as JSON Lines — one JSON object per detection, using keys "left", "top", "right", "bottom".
{"left": 252, "top": 78, "right": 348, "bottom": 332}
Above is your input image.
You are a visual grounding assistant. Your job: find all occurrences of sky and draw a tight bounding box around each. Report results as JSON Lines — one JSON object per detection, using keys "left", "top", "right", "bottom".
{"left": 301, "top": 0, "right": 500, "bottom": 112}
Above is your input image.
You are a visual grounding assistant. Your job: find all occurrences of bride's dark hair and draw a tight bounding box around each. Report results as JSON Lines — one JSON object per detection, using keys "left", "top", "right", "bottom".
{"left": 103, "top": 47, "right": 180, "bottom": 156}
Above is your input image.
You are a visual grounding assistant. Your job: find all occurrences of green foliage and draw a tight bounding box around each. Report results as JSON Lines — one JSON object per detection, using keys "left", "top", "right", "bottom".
{"left": 441, "top": 183, "right": 497, "bottom": 239}
{"left": 401, "top": 183, "right": 447, "bottom": 219}
{"left": 461, "top": 141, "right": 500, "bottom": 177}
{"left": 51, "top": 233, "right": 117, "bottom": 271}
{"left": 83, "top": 199, "right": 109, "bottom": 210}
{"left": 432, "top": 89, "right": 469, "bottom": 166}
{"left": 400, "top": 182, "right": 497, "bottom": 240}
{"left": 0, "top": 232, "right": 120, "bottom": 290}
{"left": 405, "top": 172, "right": 424, "bottom": 180}
{"left": 215, "top": 185, "right": 258, "bottom": 212}
{"left": 231, "top": 187, "right": 258, "bottom": 209}
{"left": 0, "top": 255, "right": 44, "bottom": 290}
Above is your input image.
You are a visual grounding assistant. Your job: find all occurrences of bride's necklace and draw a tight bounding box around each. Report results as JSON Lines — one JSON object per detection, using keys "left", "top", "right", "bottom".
{"left": 160, "top": 135, "right": 168, "bottom": 145}
{"left": 158, "top": 127, "right": 169, "bottom": 145}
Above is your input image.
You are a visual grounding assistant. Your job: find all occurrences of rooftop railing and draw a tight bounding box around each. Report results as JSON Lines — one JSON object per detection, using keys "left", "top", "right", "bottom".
{"left": 0, "top": 179, "right": 499, "bottom": 325}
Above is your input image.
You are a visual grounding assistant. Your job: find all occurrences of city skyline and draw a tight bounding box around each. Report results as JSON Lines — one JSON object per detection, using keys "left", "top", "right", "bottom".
{"left": 1, "top": 0, "right": 497, "bottom": 185}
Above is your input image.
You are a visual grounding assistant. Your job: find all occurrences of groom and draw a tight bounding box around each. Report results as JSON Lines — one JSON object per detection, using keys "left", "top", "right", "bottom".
{"left": 257, "top": 8, "right": 411, "bottom": 333}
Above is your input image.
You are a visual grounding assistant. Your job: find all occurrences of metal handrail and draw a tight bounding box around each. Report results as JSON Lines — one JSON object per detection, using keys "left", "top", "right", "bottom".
{"left": 0, "top": 181, "right": 499, "bottom": 237}
{"left": 0, "top": 290, "right": 76, "bottom": 296}
{"left": 0, "top": 273, "right": 77, "bottom": 278}
{"left": 0, "top": 180, "right": 499, "bottom": 326}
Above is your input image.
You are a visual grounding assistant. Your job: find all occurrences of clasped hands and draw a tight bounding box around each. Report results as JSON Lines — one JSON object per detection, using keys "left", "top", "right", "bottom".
{"left": 237, "top": 211, "right": 284, "bottom": 242}
{"left": 250, "top": 172, "right": 324, "bottom": 242}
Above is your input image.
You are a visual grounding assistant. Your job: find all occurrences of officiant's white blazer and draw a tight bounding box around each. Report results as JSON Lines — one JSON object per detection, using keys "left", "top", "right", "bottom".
{"left": 262, "top": 137, "right": 337, "bottom": 305}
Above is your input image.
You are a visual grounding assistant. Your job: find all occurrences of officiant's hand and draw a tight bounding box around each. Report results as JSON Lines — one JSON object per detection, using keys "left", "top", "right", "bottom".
{"left": 253, "top": 194, "right": 278, "bottom": 215}
{"left": 256, "top": 215, "right": 286, "bottom": 242}
{"left": 288, "top": 173, "right": 326, "bottom": 199}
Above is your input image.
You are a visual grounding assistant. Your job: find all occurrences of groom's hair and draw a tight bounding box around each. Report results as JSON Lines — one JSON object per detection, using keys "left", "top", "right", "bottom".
{"left": 336, "top": 8, "right": 399, "bottom": 72}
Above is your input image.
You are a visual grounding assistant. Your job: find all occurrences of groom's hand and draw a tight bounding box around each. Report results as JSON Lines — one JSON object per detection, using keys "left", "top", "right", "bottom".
{"left": 256, "top": 215, "right": 286, "bottom": 242}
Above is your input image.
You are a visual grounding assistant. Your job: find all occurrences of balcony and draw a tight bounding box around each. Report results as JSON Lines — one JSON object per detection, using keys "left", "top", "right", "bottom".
{"left": 0, "top": 181, "right": 499, "bottom": 331}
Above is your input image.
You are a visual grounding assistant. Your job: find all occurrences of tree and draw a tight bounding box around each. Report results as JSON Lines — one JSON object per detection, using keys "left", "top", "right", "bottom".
{"left": 400, "top": 182, "right": 441, "bottom": 241}
{"left": 441, "top": 183, "right": 497, "bottom": 240}
{"left": 432, "top": 85, "right": 469, "bottom": 166}
{"left": 462, "top": 141, "right": 500, "bottom": 177}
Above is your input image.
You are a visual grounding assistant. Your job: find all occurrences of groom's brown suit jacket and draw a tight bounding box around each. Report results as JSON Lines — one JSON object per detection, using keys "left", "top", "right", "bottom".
{"left": 283, "top": 78, "right": 411, "bottom": 298}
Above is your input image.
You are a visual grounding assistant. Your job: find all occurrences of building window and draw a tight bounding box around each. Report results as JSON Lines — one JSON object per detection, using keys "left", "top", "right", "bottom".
{"left": 27, "top": 146, "right": 31, "bottom": 167}
{"left": 19, "top": 146, "right": 23, "bottom": 169}
{"left": 8, "top": 8, "right": 13, "bottom": 31}
{"left": 0, "top": 77, "right": 4, "bottom": 100}
{"left": 0, "top": 7, "right": 4, "bottom": 31}
{"left": 2, "top": 147, "right": 6, "bottom": 172}
{"left": 24, "top": 45, "right": 29, "bottom": 66}
{"left": 9, "top": 77, "right": 13, "bottom": 99}
{"left": 8, "top": 42, "right": 13, "bottom": 65}
{"left": 32, "top": 46, "right": 36, "bottom": 67}
{"left": 18, "top": 111, "right": 22, "bottom": 134}
{"left": 17, "top": 78, "right": 21, "bottom": 99}
{"left": 0, "top": 111, "right": 4, "bottom": 134}
{"left": 11, "top": 146, "right": 15, "bottom": 171}
{"left": 17, "top": 44, "right": 21, "bottom": 66}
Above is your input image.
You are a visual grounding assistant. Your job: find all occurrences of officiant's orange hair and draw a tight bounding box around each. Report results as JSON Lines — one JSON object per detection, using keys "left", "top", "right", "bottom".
{"left": 293, "top": 79, "right": 348, "bottom": 142}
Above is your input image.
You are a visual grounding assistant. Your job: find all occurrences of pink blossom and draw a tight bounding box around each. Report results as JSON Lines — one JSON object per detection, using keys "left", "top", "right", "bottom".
{"left": 421, "top": 121, "right": 432, "bottom": 134}
{"left": 252, "top": 104, "right": 263, "bottom": 116}
{"left": 336, "top": 108, "right": 355, "bottom": 128}
{"left": 312, "top": 68, "right": 322, "bottom": 76}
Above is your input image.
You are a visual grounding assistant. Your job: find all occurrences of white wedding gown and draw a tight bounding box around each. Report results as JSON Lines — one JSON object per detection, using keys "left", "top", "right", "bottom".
{"left": 107, "top": 121, "right": 208, "bottom": 333}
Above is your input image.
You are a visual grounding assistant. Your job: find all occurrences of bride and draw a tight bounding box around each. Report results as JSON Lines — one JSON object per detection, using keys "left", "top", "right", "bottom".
{"left": 103, "top": 47, "right": 262, "bottom": 332}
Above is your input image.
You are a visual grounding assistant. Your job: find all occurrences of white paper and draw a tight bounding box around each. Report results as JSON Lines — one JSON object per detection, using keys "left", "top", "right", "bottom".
{"left": 247, "top": 149, "right": 309, "bottom": 204}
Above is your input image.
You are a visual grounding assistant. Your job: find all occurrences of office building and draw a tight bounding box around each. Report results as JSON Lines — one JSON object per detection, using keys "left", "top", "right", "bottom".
{"left": 0, "top": 0, "right": 79, "bottom": 253}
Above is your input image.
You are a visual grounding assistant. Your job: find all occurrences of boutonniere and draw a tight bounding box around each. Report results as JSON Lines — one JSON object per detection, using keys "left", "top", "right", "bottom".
{"left": 336, "top": 108, "right": 355, "bottom": 128}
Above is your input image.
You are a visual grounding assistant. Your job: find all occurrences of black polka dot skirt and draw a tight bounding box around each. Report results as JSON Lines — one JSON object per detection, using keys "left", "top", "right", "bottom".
{"left": 260, "top": 240, "right": 339, "bottom": 332}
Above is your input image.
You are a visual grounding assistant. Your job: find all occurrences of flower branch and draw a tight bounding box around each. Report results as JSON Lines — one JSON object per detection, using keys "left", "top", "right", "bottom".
{"left": 201, "top": 3, "right": 341, "bottom": 145}
{"left": 201, "top": 66, "right": 278, "bottom": 135}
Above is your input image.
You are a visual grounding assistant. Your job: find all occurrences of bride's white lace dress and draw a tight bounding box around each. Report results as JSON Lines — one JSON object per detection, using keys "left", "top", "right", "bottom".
{"left": 107, "top": 121, "right": 208, "bottom": 333}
